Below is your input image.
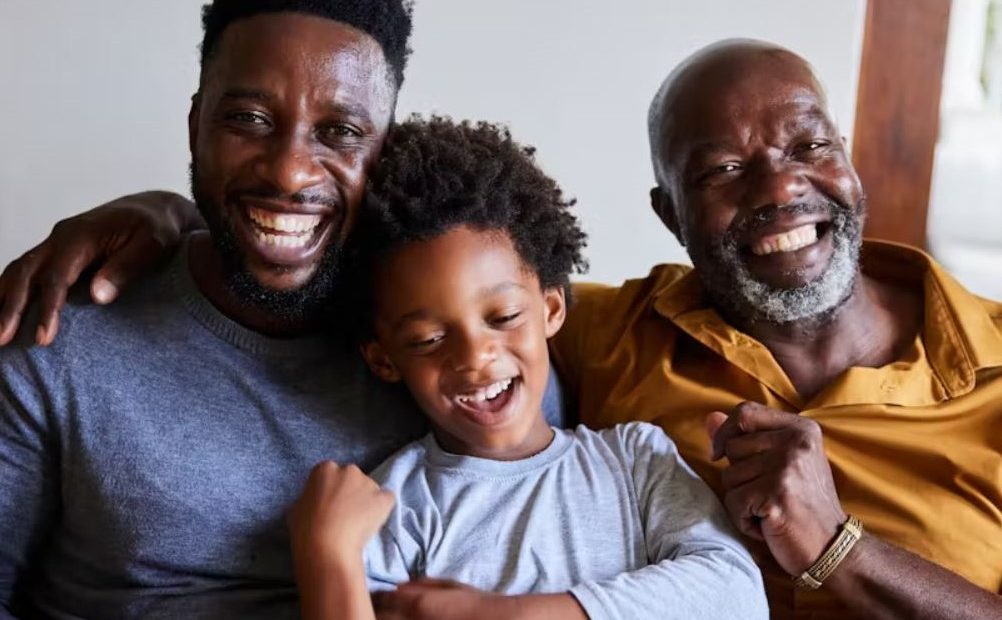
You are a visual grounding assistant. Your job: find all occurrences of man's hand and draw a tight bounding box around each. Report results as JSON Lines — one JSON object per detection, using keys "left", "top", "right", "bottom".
{"left": 288, "top": 461, "right": 395, "bottom": 569}
{"left": 706, "top": 401, "right": 847, "bottom": 575}
{"left": 374, "top": 580, "right": 585, "bottom": 620}
{"left": 0, "top": 190, "right": 197, "bottom": 347}
{"left": 374, "top": 579, "right": 501, "bottom": 620}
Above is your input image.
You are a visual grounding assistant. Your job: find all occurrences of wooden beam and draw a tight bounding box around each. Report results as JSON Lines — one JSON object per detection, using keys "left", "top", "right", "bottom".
{"left": 852, "top": 0, "right": 952, "bottom": 249}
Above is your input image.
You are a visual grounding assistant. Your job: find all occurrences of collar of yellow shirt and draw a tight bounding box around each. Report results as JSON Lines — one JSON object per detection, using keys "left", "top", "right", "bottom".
{"left": 649, "top": 240, "right": 1002, "bottom": 410}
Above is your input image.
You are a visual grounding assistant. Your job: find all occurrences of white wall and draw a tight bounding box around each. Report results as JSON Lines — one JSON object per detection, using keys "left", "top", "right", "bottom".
{"left": 928, "top": 0, "right": 1002, "bottom": 300}
{"left": 0, "top": 0, "right": 867, "bottom": 285}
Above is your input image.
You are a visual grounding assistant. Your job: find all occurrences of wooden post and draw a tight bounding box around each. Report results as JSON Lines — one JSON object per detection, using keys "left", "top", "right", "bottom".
{"left": 852, "top": 0, "right": 952, "bottom": 249}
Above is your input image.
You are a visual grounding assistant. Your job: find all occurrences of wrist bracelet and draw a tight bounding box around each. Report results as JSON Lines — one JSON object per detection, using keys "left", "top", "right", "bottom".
{"left": 793, "top": 514, "right": 863, "bottom": 590}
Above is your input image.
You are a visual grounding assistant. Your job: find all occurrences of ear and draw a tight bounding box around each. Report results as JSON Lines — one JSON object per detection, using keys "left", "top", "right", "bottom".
{"left": 360, "top": 340, "right": 402, "bottom": 383}
{"left": 188, "top": 92, "right": 201, "bottom": 155}
{"left": 542, "top": 287, "right": 567, "bottom": 339}
{"left": 650, "top": 186, "right": 685, "bottom": 247}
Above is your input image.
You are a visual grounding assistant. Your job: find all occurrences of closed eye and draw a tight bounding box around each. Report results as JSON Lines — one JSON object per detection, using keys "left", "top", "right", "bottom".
{"left": 407, "top": 334, "right": 444, "bottom": 350}
{"left": 491, "top": 311, "right": 523, "bottom": 327}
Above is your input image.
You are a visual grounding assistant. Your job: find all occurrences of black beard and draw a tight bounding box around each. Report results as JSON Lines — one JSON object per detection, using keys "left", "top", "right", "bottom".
{"left": 188, "top": 162, "right": 344, "bottom": 327}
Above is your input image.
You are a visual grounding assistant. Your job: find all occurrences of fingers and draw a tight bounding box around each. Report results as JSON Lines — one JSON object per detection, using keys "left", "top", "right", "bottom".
{"left": 397, "top": 578, "right": 467, "bottom": 591}
{"left": 91, "top": 235, "right": 162, "bottom": 305}
{"left": 705, "top": 410, "right": 728, "bottom": 458}
{"left": 720, "top": 427, "right": 797, "bottom": 462}
{"left": 719, "top": 450, "right": 773, "bottom": 490}
{"left": 0, "top": 247, "right": 49, "bottom": 346}
{"left": 372, "top": 588, "right": 416, "bottom": 615}
{"left": 32, "top": 240, "right": 103, "bottom": 346}
{"left": 710, "top": 402, "right": 800, "bottom": 460}
{"left": 722, "top": 477, "right": 780, "bottom": 541}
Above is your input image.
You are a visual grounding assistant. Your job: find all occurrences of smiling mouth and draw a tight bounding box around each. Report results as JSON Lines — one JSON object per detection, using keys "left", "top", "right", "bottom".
{"left": 453, "top": 377, "right": 519, "bottom": 421}
{"left": 749, "top": 222, "right": 832, "bottom": 256}
{"left": 246, "top": 207, "right": 325, "bottom": 249}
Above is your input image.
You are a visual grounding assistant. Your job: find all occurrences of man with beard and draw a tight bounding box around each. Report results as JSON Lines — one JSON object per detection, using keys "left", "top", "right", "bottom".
{"left": 0, "top": 1, "right": 431, "bottom": 617}
{"left": 552, "top": 41, "right": 1002, "bottom": 619}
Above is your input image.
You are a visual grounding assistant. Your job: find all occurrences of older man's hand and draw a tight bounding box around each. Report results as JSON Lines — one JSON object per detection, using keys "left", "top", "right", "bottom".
{"left": 706, "top": 401, "right": 847, "bottom": 576}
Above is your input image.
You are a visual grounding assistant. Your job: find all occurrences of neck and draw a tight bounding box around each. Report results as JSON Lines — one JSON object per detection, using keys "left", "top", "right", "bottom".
{"left": 434, "top": 415, "right": 555, "bottom": 462}
{"left": 188, "top": 231, "right": 321, "bottom": 338}
{"left": 731, "top": 272, "right": 923, "bottom": 401}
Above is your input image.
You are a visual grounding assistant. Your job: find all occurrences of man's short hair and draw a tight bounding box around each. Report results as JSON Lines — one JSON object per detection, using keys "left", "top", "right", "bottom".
{"left": 199, "top": 0, "right": 414, "bottom": 89}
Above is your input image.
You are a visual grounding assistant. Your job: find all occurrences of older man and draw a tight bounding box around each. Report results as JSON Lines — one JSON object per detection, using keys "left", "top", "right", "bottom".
{"left": 553, "top": 41, "right": 1002, "bottom": 619}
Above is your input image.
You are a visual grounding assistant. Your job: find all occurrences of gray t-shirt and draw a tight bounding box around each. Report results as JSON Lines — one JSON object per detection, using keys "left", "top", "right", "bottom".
{"left": 0, "top": 241, "right": 433, "bottom": 619}
{"left": 365, "top": 422, "right": 769, "bottom": 620}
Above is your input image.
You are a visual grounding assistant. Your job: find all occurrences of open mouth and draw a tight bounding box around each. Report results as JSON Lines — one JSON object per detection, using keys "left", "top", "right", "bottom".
{"left": 746, "top": 221, "right": 833, "bottom": 257}
{"left": 452, "top": 377, "right": 520, "bottom": 425}
{"left": 246, "top": 206, "right": 325, "bottom": 249}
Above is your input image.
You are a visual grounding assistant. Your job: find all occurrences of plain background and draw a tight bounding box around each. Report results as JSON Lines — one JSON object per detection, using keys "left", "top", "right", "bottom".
{"left": 0, "top": 0, "right": 867, "bottom": 285}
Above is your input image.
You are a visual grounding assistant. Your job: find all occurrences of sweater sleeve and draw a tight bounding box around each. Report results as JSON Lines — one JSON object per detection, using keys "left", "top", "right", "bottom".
{"left": 0, "top": 342, "right": 60, "bottom": 616}
{"left": 569, "top": 422, "right": 769, "bottom": 620}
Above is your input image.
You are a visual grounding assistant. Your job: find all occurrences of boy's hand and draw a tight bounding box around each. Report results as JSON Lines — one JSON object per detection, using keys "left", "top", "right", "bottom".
{"left": 288, "top": 461, "right": 395, "bottom": 568}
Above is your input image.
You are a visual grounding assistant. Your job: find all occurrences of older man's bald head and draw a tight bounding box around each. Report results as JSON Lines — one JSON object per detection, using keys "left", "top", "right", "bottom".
{"left": 648, "top": 39, "right": 832, "bottom": 192}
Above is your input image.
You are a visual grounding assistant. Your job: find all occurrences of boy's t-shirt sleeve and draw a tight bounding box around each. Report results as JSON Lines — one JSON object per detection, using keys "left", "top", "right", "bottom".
{"left": 363, "top": 444, "right": 430, "bottom": 591}
{"left": 569, "top": 422, "right": 769, "bottom": 620}
{"left": 364, "top": 518, "right": 418, "bottom": 592}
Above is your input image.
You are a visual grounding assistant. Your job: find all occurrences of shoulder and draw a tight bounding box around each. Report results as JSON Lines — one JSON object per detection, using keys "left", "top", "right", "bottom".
{"left": 558, "top": 264, "right": 692, "bottom": 360}
{"left": 368, "top": 436, "right": 433, "bottom": 491}
{"left": 573, "top": 422, "right": 679, "bottom": 461}
{"left": 1, "top": 256, "right": 181, "bottom": 389}
{"left": 569, "top": 263, "right": 691, "bottom": 321}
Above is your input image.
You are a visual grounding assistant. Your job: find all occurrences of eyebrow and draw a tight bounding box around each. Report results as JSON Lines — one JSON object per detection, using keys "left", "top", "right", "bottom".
{"left": 687, "top": 107, "right": 835, "bottom": 160}
{"left": 221, "top": 87, "right": 273, "bottom": 103}
{"left": 388, "top": 282, "right": 529, "bottom": 331}
{"left": 219, "top": 89, "right": 374, "bottom": 125}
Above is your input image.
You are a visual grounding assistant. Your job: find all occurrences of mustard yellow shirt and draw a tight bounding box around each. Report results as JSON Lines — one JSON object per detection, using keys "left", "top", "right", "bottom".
{"left": 551, "top": 241, "right": 1002, "bottom": 620}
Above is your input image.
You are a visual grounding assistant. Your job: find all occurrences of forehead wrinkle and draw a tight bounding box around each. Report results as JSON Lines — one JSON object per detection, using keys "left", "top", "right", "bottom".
{"left": 204, "top": 14, "right": 394, "bottom": 125}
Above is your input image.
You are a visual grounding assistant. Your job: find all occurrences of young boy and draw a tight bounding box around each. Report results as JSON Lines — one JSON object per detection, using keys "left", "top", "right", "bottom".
{"left": 287, "top": 117, "right": 768, "bottom": 620}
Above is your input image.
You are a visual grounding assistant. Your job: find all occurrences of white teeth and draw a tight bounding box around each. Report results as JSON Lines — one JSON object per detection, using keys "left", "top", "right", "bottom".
{"left": 457, "top": 378, "right": 514, "bottom": 404}
{"left": 751, "top": 224, "right": 819, "bottom": 256}
{"left": 248, "top": 207, "right": 322, "bottom": 234}
{"left": 255, "top": 231, "right": 310, "bottom": 248}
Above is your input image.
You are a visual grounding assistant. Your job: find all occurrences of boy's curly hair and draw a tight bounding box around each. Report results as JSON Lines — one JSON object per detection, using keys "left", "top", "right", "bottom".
{"left": 348, "top": 115, "right": 589, "bottom": 336}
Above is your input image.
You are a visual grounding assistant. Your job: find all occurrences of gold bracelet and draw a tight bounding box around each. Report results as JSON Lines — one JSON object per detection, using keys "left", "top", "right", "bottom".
{"left": 793, "top": 514, "right": 863, "bottom": 590}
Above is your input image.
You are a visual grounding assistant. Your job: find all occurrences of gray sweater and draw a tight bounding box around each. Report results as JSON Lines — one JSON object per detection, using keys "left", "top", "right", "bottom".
{"left": 366, "top": 423, "right": 769, "bottom": 619}
{"left": 0, "top": 243, "right": 433, "bottom": 619}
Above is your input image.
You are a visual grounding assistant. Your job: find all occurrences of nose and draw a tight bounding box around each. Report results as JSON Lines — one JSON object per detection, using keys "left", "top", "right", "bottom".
{"left": 254, "top": 130, "right": 326, "bottom": 196}
{"left": 449, "top": 328, "right": 498, "bottom": 373}
{"left": 741, "top": 157, "right": 809, "bottom": 212}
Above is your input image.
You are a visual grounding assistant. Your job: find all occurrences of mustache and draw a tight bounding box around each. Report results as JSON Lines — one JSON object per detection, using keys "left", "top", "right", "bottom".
{"left": 226, "top": 187, "right": 341, "bottom": 210}
{"left": 724, "top": 198, "right": 849, "bottom": 242}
